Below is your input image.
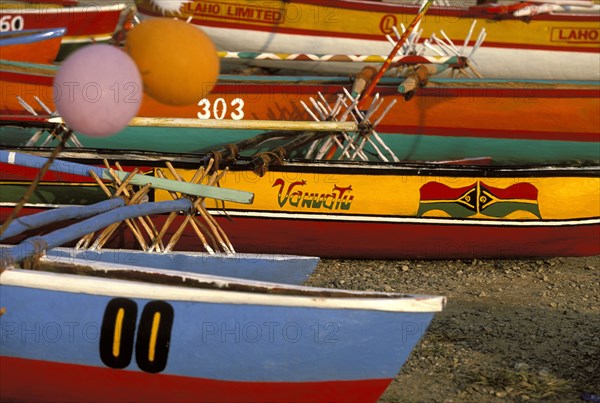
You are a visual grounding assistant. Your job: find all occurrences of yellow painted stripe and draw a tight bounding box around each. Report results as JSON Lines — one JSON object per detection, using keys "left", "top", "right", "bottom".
{"left": 148, "top": 312, "right": 161, "bottom": 363}
{"left": 157, "top": 169, "right": 600, "bottom": 220}
{"left": 63, "top": 34, "right": 113, "bottom": 44}
{"left": 163, "top": 0, "right": 600, "bottom": 49}
{"left": 112, "top": 308, "right": 124, "bottom": 358}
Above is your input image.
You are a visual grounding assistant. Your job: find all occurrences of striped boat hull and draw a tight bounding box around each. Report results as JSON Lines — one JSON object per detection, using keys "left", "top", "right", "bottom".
{"left": 1, "top": 61, "right": 598, "bottom": 164}
{"left": 0, "top": 268, "right": 443, "bottom": 402}
{"left": 1, "top": 150, "right": 598, "bottom": 258}
{"left": 136, "top": 0, "right": 600, "bottom": 80}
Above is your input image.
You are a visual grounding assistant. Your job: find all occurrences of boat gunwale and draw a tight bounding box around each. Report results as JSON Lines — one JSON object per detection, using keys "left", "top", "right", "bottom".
{"left": 0, "top": 267, "right": 446, "bottom": 313}
{"left": 0, "top": 27, "right": 66, "bottom": 45}
{"left": 6, "top": 147, "right": 597, "bottom": 178}
{"left": 3, "top": 59, "right": 599, "bottom": 93}
{"left": 1, "top": 202, "right": 597, "bottom": 227}
{"left": 207, "top": 209, "right": 600, "bottom": 227}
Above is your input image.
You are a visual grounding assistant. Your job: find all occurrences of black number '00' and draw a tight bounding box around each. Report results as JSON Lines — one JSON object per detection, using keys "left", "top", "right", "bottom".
{"left": 100, "top": 298, "right": 174, "bottom": 373}
{"left": 99, "top": 298, "right": 137, "bottom": 369}
{"left": 135, "top": 301, "right": 174, "bottom": 373}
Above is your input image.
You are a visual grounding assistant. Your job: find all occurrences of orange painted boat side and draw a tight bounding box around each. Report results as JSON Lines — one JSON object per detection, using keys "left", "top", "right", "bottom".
{"left": 0, "top": 55, "right": 600, "bottom": 142}
{"left": 0, "top": 28, "right": 65, "bottom": 64}
{"left": 136, "top": 83, "right": 600, "bottom": 142}
{"left": 1, "top": 64, "right": 598, "bottom": 142}
{"left": 0, "top": 38, "right": 62, "bottom": 64}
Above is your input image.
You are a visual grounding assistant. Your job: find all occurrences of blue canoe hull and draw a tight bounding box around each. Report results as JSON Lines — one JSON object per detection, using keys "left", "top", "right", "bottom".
{"left": 0, "top": 269, "right": 443, "bottom": 402}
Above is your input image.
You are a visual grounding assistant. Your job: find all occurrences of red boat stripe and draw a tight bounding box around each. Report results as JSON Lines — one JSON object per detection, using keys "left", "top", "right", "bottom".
{"left": 0, "top": 165, "right": 91, "bottom": 182}
{"left": 482, "top": 183, "right": 538, "bottom": 200}
{"left": 419, "top": 182, "right": 539, "bottom": 202}
{"left": 419, "top": 182, "right": 475, "bottom": 201}
{"left": 0, "top": 356, "right": 392, "bottom": 402}
{"left": 0, "top": 207, "right": 598, "bottom": 258}
{"left": 6, "top": 69, "right": 598, "bottom": 100}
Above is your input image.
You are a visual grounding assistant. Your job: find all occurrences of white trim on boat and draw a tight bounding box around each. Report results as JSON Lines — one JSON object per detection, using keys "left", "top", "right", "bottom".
{"left": 0, "top": 269, "right": 446, "bottom": 313}
{"left": 50, "top": 246, "right": 318, "bottom": 261}
{"left": 0, "top": 203, "right": 77, "bottom": 208}
{"left": 1, "top": 203, "right": 597, "bottom": 227}
{"left": 208, "top": 210, "right": 600, "bottom": 227}
{"left": 200, "top": 26, "right": 600, "bottom": 80}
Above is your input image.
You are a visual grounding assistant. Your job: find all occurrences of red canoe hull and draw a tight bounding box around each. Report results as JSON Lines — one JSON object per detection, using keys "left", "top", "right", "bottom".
{"left": 2, "top": 207, "right": 597, "bottom": 259}
{"left": 209, "top": 214, "right": 600, "bottom": 259}
{"left": 1, "top": 355, "right": 391, "bottom": 403}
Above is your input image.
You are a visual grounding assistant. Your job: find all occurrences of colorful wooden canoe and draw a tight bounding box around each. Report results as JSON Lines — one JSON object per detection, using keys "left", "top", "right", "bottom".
{"left": 0, "top": 28, "right": 65, "bottom": 64}
{"left": 0, "top": 161, "right": 314, "bottom": 284}
{"left": 0, "top": 254, "right": 445, "bottom": 402}
{"left": 0, "top": 2, "right": 127, "bottom": 54}
{"left": 136, "top": 0, "right": 600, "bottom": 80}
{"left": 1, "top": 59, "right": 598, "bottom": 164}
{"left": 1, "top": 148, "right": 598, "bottom": 259}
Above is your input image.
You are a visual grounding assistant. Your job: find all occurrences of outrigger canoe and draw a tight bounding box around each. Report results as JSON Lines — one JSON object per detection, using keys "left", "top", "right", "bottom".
{"left": 0, "top": 192, "right": 317, "bottom": 286}
{"left": 0, "top": 150, "right": 321, "bottom": 284}
{"left": 0, "top": 231, "right": 444, "bottom": 401}
{"left": 136, "top": 0, "right": 600, "bottom": 80}
{"left": 1, "top": 148, "right": 598, "bottom": 259}
{"left": 0, "top": 153, "right": 444, "bottom": 401}
{"left": 2, "top": 59, "right": 598, "bottom": 164}
{"left": 0, "top": 265, "right": 444, "bottom": 402}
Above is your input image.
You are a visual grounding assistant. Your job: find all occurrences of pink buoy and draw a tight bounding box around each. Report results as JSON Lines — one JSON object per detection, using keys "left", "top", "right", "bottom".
{"left": 53, "top": 44, "right": 142, "bottom": 138}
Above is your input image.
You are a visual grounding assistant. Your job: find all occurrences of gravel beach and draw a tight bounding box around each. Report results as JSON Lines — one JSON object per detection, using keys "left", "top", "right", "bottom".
{"left": 306, "top": 255, "right": 600, "bottom": 402}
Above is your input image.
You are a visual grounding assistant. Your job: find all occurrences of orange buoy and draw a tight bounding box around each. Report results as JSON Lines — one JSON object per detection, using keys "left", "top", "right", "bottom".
{"left": 125, "top": 18, "right": 219, "bottom": 106}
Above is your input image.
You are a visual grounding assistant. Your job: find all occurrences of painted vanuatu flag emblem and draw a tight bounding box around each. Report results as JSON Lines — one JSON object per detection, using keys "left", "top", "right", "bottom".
{"left": 417, "top": 181, "right": 541, "bottom": 218}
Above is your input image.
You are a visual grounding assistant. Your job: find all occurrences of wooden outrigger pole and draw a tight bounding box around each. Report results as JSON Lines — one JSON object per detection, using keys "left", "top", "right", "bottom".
{"left": 48, "top": 117, "right": 359, "bottom": 133}
{"left": 0, "top": 151, "right": 254, "bottom": 204}
{"left": 0, "top": 151, "right": 252, "bottom": 254}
